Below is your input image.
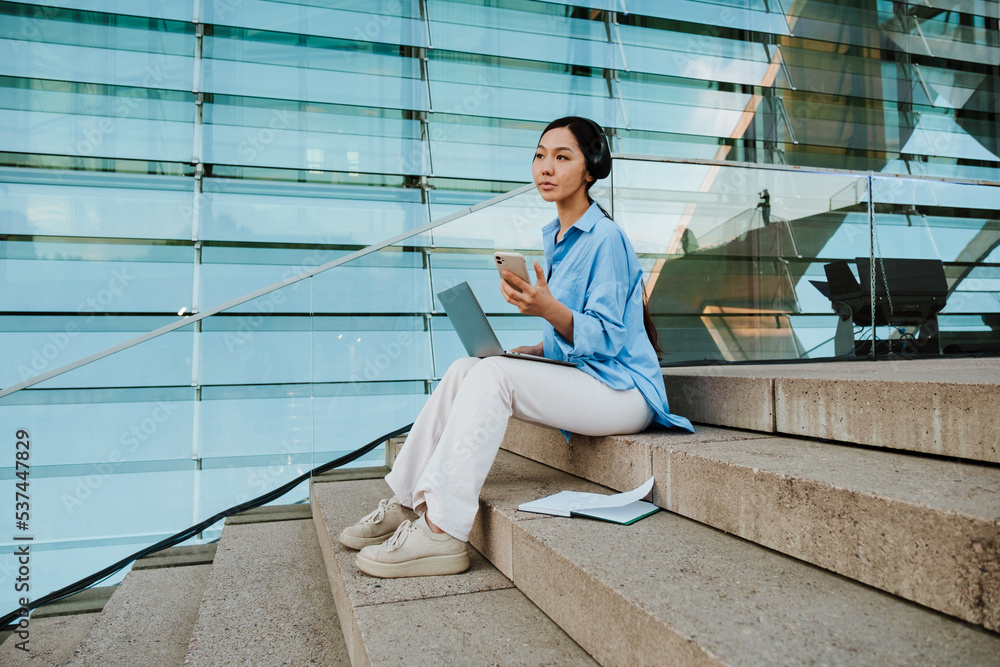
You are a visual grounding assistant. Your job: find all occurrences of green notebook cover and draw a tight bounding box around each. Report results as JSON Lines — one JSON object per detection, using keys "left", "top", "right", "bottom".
{"left": 571, "top": 501, "right": 661, "bottom": 525}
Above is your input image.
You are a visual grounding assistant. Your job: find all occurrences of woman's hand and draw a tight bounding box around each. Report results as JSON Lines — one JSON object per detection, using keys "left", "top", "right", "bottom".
{"left": 500, "top": 261, "right": 575, "bottom": 344}
{"left": 510, "top": 343, "right": 544, "bottom": 356}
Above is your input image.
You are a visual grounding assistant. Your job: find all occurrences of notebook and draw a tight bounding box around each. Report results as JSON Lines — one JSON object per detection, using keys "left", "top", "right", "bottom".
{"left": 517, "top": 476, "right": 661, "bottom": 525}
{"left": 437, "top": 282, "right": 575, "bottom": 367}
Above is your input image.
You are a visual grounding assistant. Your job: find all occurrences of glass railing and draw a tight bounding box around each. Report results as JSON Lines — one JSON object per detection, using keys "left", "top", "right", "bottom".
{"left": 611, "top": 157, "right": 872, "bottom": 362}
{"left": 2, "top": 158, "right": 999, "bottom": 616}
{"left": 870, "top": 173, "right": 1000, "bottom": 356}
{"left": 0, "top": 183, "right": 533, "bottom": 616}
{"left": 611, "top": 156, "right": 1000, "bottom": 362}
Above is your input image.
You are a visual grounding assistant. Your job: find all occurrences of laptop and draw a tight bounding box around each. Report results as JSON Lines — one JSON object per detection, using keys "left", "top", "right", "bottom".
{"left": 437, "top": 282, "right": 575, "bottom": 367}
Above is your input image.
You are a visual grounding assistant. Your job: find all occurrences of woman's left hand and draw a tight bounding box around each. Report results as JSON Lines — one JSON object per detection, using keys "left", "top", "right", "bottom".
{"left": 500, "top": 262, "right": 575, "bottom": 343}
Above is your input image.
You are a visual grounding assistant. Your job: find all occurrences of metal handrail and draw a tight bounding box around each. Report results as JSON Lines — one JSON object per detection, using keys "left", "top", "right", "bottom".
{"left": 0, "top": 183, "right": 535, "bottom": 399}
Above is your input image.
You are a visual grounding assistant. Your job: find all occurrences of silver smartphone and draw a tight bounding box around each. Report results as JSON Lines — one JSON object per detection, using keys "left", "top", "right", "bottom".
{"left": 494, "top": 252, "right": 531, "bottom": 292}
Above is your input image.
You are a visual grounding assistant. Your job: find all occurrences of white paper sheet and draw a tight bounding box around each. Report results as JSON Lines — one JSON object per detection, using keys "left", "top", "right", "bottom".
{"left": 517, "top": 476, "right": 655, "bottom": 517}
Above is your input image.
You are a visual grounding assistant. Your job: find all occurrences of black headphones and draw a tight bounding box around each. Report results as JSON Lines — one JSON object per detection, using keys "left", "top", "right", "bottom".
{"left": 579, "top": 117, "right": 612, "bottom": 181}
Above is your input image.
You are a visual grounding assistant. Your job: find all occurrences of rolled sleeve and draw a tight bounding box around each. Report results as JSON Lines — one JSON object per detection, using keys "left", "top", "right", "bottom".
{"left": 551, "top": 259, "right": 628, "bottom": 360}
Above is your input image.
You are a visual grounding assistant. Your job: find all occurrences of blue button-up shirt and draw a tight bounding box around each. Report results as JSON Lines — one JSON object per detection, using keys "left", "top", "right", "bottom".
{"left": 541, "top": 201, "right": 694, "bottom": 435}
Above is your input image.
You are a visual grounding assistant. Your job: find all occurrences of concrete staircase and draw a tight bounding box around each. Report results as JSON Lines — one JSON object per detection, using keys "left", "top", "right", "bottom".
{"left": 474, "top": 357, "right": 1000, "bottom": 664}
{"left": 0, "top": 504, "right": 350, "bottom": 666}
{"left": 310, "top": 476, "right": 595, "bottom": 666}
{"left": 3, "top": 358, "right": 999, "bottom": 665}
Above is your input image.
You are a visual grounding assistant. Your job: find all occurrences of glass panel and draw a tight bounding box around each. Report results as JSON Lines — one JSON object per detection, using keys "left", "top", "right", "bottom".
{"left": 871, "top": 175, "right": 1000, "bottom": 355}
{"left": 0, "top": 276, "right": 321, "bottom": 614}
{"left": 879, "top": 12, "right": 1000, "bottom": 65}
{"left": 0, "top": 109, "right": 194, "bottom": 163}
{"left": 1, "top": 239, "right": 194, "bottom": 313}
{"left": 202, "top": 60, "right": 428, "bottom": 113}
{"left": 13, "top": 0, "right": 195, "bottom": 22}
{"left": 0, "top": 317, "right": 186, "bottom": 391}
{"left": 429, "top": 186, "right": 549, "bottom": 252}
{"left": 621, "top": 29, "right": 770, "bottom": 86}
{"left": 429, "top": 0, "right": 607, "bottom": 40}
{"left": 204, "top": 26, "right": 419, "bottom": 77}
{"left": 427, "top": 188, "right": 498, "bottom": 224}
{"left": 0, "top": 322, "right": 199, "bottom": 613}
{"left": 612, "top": 158, "right": 871, "bottom": 362}
{"left": 203, "top": 0, "right": 427, "bottom": 48}
{"left": 200, "top": 179, "right": 426, "bottom": 245}
{"left": 310, "top": 319, "right": 430, "bottom": 458}
{"left": 199, "top": 246, "right": 431, "bottom": 314}
{"left": 624, "top": 0, "right": 789, "bottom": 34}
{"left": 427, "top": 53, "right": 609, "bottom": 98}
{"left": 0, "top": 39, "right": 195, "bottom": 91}
{"left": 0, "top": 167, "right": 194, "bottom": 240}
{"left": 203, "top": 118, "right": 428, "bottom": 172}
{"left": 0, "top": 9, "right": 194, "bottom": 54}
{"left": 615, "top": 128, "right": 725, "bottom": 161}
{"left": 0, "top": 228, "right": 442, "bottom": 615}
{"left": 429, "top": 133, "right": 536, "bottom": 182}
{"left": 430, "top": 18, "right": 619, "bottom": 70}
{"left": 202, "top": 92, "right": 427, "bottom": 172}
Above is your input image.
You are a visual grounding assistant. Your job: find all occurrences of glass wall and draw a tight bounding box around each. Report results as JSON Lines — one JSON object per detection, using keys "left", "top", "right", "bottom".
{"left": 614, "top": 159, "right": 999, "bottom": 362}
{"left": 3, "top": 0, "right": 997, "bottom": 378}
{"left": 0, "top": 0, "right": 997, "bottom": 616}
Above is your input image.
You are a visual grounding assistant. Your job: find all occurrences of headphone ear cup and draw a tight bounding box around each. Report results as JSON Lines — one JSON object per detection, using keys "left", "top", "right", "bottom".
{"left": 587, "top": 121, "right": 612, "bottom": 180}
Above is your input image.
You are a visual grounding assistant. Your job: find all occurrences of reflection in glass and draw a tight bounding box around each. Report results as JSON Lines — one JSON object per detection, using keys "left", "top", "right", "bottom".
{"left": 872, "top": 176, "right": 1000, "bottom": 355}
{"left": 614, "top": 159, "right": 871, "bottom": 363}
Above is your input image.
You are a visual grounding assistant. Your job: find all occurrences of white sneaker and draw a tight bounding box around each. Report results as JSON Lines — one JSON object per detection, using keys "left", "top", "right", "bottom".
{"left": 338, "top": 496, "right": 418, "bottom": 550}
{"left": 356, "top": 515, "right": 470, "bottom": 578}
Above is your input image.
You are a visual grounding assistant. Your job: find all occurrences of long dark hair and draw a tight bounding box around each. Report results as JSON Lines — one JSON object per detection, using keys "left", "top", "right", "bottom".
{"left": 540, "top": 116, "right": 663, "bottom": 359}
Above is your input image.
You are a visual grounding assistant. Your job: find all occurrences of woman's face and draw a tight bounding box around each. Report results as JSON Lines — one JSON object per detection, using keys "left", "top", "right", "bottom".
{"left": 532, "top": 126, "right": 593, "bottom": 204}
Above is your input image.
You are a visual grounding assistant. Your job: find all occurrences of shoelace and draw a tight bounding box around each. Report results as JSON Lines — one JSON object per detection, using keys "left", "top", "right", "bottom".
{"left": 384, "top": 520, "right": 412, "bottom": 551}
{"left": 359, "top": 498, "right": 392, "bottom": 526}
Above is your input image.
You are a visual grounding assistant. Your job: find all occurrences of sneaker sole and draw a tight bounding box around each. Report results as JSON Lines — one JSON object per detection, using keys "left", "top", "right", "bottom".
{"left": 355, "top": 551, "right": 471, "bottom": 578}
{"left": 338, "top": 532, "right": 393, "bottom": 550}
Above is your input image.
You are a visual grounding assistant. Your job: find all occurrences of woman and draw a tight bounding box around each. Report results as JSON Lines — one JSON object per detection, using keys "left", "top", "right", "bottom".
{"left": 339, "top": 116, "right": 693, "bottom": 578}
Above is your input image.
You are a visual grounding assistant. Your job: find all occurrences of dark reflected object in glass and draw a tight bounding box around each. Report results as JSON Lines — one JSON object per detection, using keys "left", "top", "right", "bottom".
{"left": 820, "top": 258, "right": 948, "bottom": 357}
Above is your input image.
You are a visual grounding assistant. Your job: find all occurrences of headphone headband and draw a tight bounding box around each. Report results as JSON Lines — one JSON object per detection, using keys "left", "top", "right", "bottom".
{"left": 539, "top": 116, "right": 613, "bottom": 181}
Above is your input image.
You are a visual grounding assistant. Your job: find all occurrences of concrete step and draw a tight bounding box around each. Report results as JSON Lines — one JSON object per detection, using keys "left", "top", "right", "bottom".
{"left": 661, "top": 357, "right": 1000, "bottom": 463}
{"left": 183, "top": 506, "right": 349, "bottom": 666}
{"left": 0, "top": 585, "right": 115, "bottom": 664}
{"left": 1, "top": 613, "right": 102, "bottom": 664}
{"left": 499, "top": 418, "right": 1000, "bottom": 631}
{"left": 64, "top": 546, "right": 217, "bottom": 665}
{"left": 472, "top": 449, "right": 1000, "bottom": 666}
{"left": 131, "top": 544, "right": 218, "bottom": 571}
{"left": 311, "top": 476, "right": 598, "bottom": 666}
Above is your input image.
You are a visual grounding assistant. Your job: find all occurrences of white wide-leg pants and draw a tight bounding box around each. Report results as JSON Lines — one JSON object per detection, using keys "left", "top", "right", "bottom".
{"left": 384, "top": 356, "right": 654, "bottom": 542}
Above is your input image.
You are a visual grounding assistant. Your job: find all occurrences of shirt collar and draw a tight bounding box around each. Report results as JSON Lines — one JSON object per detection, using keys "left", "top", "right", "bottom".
{"left": 541, "top": 200, "right": 605, "bottom": 238}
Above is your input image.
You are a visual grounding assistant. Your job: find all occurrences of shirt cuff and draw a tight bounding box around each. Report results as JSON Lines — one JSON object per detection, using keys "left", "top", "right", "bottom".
{"left": 551, "top": 309, "right": 589, "bottom": 359}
